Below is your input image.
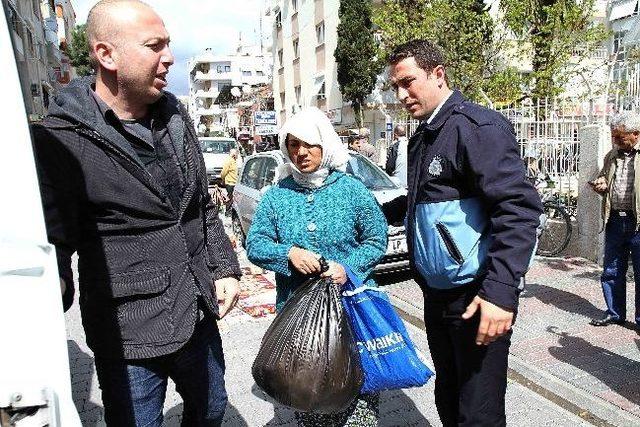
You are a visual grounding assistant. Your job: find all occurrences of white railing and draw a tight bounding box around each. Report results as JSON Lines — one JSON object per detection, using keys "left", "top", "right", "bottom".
{"left": 382, "top": 98, "right": 612, "bottom": 213}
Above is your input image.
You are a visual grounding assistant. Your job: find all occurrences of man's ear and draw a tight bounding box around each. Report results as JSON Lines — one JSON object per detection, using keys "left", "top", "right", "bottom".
{"left": 94, "top": 41, "right": 118, "bottom": 72}
{"left": 433, "top": 65, "right": 446, "bottom": 87}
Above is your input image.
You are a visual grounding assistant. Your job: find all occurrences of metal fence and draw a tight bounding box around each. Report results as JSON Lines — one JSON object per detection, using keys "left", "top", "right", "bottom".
{"left": 381, "top": 99, "right": 613, "bottom": 216}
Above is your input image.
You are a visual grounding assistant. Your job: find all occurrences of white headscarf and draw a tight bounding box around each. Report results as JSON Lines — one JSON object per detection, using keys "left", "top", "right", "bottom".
{"left": 278, "top": 107, "right": 349, "bottom": 189}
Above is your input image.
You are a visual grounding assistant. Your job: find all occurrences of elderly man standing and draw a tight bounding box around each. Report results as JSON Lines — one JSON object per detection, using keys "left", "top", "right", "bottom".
{"left": 590, "top": 112, "right": 640, "bottom": 328}
{"left": 31, "top": 1, "right": 241, "bottom": 425}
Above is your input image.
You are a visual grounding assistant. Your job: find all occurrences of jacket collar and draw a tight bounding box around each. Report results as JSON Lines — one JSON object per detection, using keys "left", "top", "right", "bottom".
{"left": 415, "top": 89, "right": 465, "bottom": 134}
{"left": 48, "top": 77, "right": 183, "bottom": 168}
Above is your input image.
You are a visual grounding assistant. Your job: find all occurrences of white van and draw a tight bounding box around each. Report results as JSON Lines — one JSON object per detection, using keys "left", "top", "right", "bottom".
{"left": 0, "top": 5, "right": 81, "bottom": 426}
{"left": 198, "top": 137, "right": 244, "bottom": 185}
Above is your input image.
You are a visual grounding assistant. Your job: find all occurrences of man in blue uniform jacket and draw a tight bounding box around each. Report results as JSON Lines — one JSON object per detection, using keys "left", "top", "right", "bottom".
{"left": 387, "top": 40, "right": 542, "bottom": 426}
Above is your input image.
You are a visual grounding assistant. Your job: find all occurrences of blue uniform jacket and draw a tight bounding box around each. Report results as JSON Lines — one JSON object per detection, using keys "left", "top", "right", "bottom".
{"left": 407, "top": 90, "right": 542, "bottom": 310}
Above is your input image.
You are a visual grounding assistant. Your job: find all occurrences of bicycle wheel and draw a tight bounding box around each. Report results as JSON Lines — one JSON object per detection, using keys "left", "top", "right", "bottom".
{"left": 537, "top": 201, "right": 572, "bottom": 257}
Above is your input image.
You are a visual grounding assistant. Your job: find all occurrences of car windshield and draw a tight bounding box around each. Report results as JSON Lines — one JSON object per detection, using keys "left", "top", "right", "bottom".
{"left": 346, "top": 153, "right": 397, "bottom": 191}
{"left": 200, "top": 139, "right": 234, "bottom": 154}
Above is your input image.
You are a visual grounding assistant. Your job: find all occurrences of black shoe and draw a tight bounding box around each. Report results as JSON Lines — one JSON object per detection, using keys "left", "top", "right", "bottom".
{"left": 589, "top": 315, "right": 625, "bottom": 326}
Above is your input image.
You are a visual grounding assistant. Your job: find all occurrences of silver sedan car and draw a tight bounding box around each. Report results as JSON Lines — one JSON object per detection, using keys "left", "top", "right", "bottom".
{"left": 230, "top": 150, "right": 409, "bottom": 273}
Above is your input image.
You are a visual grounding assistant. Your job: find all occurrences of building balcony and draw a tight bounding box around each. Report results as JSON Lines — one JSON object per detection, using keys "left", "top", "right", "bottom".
{"left": 194, "top": 71, "right": 234, "bottom": 81}
{"left": 194, "top": 89, "right": 219, "bottom": 98}
{"left": 196, "top": 106, "right": 223, "bottom": 116}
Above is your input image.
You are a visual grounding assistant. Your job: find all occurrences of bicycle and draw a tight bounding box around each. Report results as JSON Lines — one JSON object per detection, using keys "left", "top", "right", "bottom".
{"left": 531, "top": 175, "right": 573, "bottom": 257}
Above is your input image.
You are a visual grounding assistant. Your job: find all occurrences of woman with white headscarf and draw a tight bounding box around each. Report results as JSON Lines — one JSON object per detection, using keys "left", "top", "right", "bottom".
{"left": 246, "top": 107, "right": 387, "bottom": 426}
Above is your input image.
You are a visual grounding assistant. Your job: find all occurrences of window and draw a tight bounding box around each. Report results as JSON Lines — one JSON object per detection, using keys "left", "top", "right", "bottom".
{"left": 613, "top": 31, "right": 628, "bottom": 61}
{"left": 278, "top": 49, "right": 283, "bottom": 66}
{"left": 293, "top": 39, "right": 299, "bottom": 59}
{"left": 317, "top": 82, "right": 325, "bottom": 98}
{"left": 218, "top": 82, "right": 230, "bottom": 91}
{"left": 217, "top": 65, "right": 223, "bottom": 73}
{"left": 256, "top": 70, "right": 264, "bottom": 76}
{"left": 242, "top": 70, "right": 252, "bottom": 76}
{"left": 240, "top": 158, "right": 264, "bottom": 189}
{"left": 8, "top": 4, "right": 21, "bottom": 35}
{"left": 260, "top": 158, "right": 278, "bottom": 187}
{"left": 32, "top": 0, "right": 40, "bottom": 18}
{"left": 275, "top": 10, "right": 282, "bottom": 28}
{"left": 316, "top": 22, "right": 325, "bottom": 45}
{"left": 292, "top": 0, "right": 298, "bottom": 13}
{"left": 294, "top": 86, "right": 301, "bottom": 105}
{"left": 225, "top": 65, "right": 231, "bottom": 72}
{"left": 25, "top": 28, "right": 35, "bottom": 57}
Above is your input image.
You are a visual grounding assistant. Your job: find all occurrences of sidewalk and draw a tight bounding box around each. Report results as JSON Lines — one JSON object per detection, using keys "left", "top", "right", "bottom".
{"left": 65, "top": 247, "right": 594, "bottom": 426}
{"left": 386, "top": 257, "right": 640, "bottom": 426}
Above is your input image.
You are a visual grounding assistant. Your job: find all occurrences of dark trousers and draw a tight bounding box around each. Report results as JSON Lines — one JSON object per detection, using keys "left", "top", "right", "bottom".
{"left": 424, "top": 283, "right": 511, "bottom": 427}
{"left": 95, "top": 318, "right": 227, "bottom": 427}
{"left": 601, "top": 212, "right": 640, "bottom": 324}
{"left": 225, "top": 184, "right": 235, "bottom": 215}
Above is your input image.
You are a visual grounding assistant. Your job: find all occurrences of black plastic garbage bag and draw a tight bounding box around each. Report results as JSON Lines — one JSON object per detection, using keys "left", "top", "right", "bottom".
{"left": 252, "top": 273, "right": 363, "bottom": 414}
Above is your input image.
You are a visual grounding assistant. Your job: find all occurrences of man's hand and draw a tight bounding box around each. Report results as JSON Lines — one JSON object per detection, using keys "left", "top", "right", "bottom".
{"left": 215, "top": 277, "right": 240, "bottom": 319}
{"left": 320, "top": 261, "right": 347, "bottom": 285}
{"left": 588, "top": 177, "right": 608, "bottom": 194}
{"left": 288, "top": 247, "right": 321, "bottom": 275}
{"left": 462, "top": 296, "right": 514, "bottom": 346}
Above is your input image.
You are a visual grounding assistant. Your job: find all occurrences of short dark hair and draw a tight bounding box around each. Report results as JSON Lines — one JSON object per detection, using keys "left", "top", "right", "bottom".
{"left": 388, "top": 39, "right": 446, "bottom": 74}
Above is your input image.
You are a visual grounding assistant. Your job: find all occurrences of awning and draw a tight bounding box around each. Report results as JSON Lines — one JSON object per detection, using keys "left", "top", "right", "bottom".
{"left": 622, "top": 17, "right": 640, "bottom": 44}
{"left": 609, "top": 0, "right": 638, "bottom": 21}
{"left": 611, "top": 17, "right": 636, "bottom": 33}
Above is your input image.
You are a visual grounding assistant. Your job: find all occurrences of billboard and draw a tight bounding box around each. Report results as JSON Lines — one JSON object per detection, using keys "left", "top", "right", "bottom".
{"left": 254, "top": 111, "right": 277, "bottom": 125}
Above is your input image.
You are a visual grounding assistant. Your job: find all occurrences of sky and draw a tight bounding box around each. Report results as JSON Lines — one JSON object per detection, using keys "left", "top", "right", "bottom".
{"left": 71, "top": 0, "right": 271, "bottom": 96}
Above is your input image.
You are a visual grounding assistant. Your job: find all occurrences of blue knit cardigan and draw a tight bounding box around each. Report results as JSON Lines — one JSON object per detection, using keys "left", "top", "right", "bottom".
{"left": 246, "top": 171, "right": 388, "bottom": 310}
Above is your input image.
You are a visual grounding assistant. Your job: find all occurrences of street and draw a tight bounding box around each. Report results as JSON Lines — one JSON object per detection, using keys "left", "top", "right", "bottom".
{"left": 66, "top": 219, "right": 616, "bottom": 426}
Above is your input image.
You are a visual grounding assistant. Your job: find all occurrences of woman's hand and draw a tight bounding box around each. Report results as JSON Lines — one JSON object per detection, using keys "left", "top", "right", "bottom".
{"left": 288, "top": 247, "right": 322, "bottom": 275}
{"left": 321, "top": 261, "right": 347, "bottom": 285}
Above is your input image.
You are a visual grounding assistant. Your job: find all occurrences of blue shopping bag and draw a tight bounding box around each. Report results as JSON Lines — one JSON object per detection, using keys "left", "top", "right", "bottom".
{"left": 340, "top": 265, "right": 433, "bottom": 394}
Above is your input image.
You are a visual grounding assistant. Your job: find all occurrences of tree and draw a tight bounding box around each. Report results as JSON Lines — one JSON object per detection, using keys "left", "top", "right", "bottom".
{"left": 373, "top": 0, "right": 523, "bottom": 104}
{"left": 68, "top": 24, "right": 93, "bottom": 77}
{"left": 500, "top": 0, "right": 608, "bottom": 100}
{"left": 335, "top": 0, "right": 379, "bottom": 127}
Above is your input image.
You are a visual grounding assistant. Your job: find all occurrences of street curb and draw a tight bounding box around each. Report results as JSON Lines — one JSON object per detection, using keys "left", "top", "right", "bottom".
{"left": 508, "top": 353, "right": 640, "bottom": 427}
{"left": 388, "top": 293, "right": 640, "bottom": 427}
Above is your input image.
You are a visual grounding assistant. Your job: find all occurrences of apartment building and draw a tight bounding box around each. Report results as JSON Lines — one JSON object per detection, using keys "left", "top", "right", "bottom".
{"left": 606, "top": 0, "right": 640, "bottom": 106}
{"left": 188, "top": 42, "right": 273, "bottom": 135}
{"left": 54, "top": 0, "right": 76, "bottom": 85}
{"left": 7, "top": 0, "right": 63, "bottom": 119}
{"left": 271, "top": 0, "right": 400, "bottom": 144}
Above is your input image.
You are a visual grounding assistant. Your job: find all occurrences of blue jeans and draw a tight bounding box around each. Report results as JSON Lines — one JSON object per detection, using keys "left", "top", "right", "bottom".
{"left": 95, "top": 318, "right": 227, "bottom": 426}
{"left": 601, "top": 213, "right": 640, "bottom": 324}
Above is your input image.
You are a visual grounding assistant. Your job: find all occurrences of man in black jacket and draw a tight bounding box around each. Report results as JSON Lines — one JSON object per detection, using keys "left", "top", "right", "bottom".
{"left": 388, "top": 40, "right": 542, "bottom": 426}
{"left": 31, "top": 1, "right": 241, "bottom": 425}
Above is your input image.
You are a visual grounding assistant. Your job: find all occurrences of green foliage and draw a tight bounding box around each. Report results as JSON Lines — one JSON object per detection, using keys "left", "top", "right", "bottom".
{"left": 68, "top": 24, "right": 93, "bottom": 76}
{"left": 374, "top": 0, "right": 504, "bottom": 102}
{"left": 500, "top": 0, "right": 609, "bottom": 100}
{"left": 335, "top": 0, "right": 379, "bottom": 127}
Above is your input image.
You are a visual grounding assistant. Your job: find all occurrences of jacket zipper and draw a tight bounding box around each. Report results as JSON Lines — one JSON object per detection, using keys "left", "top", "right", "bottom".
{"left": 76, "top": 128, "right": 167, "bottom": 200}
{"left": 435, "top": 222, "right": 464, "bottom": 264}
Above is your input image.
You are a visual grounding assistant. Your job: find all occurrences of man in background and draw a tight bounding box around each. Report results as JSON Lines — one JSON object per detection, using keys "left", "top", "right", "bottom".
{"left": 385, "top": 124, "right": 408, "bottom": 187}
{"left": 220, "top": 148, "right": 239, "bottom": 216}
{"left": 589, "top": 112, "right": 640, "bottom": 329}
